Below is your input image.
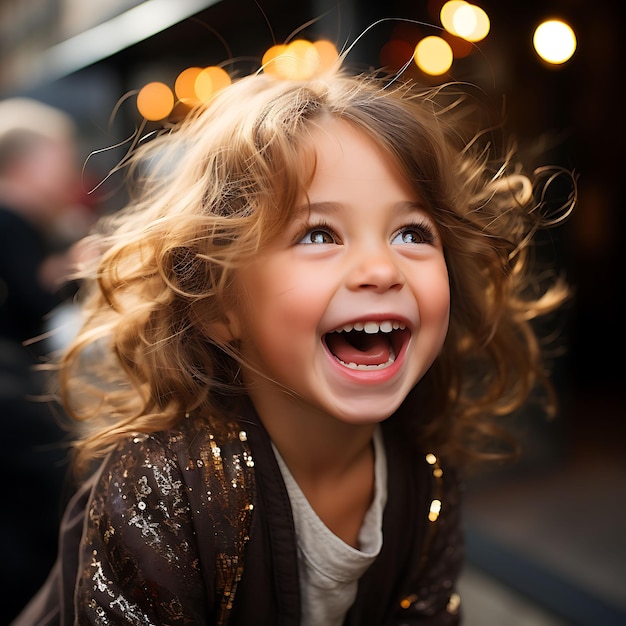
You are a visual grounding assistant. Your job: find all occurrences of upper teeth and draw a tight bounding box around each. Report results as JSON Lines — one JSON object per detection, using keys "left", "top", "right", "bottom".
{"left": 332, "top": 320, "right": 406, "bottom": 334}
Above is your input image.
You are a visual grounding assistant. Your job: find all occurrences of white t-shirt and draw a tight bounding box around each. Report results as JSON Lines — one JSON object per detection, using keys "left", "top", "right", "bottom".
{"left": 272, "top": 428, "right": 388, "bottom": 626}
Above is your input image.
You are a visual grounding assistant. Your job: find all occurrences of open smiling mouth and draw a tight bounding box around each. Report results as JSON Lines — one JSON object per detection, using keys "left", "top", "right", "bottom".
{"left": 323, "top": 321, "right": 410, "bottom": 370}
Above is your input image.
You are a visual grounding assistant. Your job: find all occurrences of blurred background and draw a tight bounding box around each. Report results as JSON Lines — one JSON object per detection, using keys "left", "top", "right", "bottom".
{"left": 0, "top": 1, "right": 623, "bottom": 624}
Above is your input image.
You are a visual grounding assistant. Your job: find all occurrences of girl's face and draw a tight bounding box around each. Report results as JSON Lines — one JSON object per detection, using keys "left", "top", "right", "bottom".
{"left": 226, "top": 118, "right": 450, "bottom": 426}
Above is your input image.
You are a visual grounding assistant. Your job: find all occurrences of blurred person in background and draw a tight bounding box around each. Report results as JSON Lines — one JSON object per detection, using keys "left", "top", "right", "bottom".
{"left": 0, "top": 97, "right": 96, "bottom": 621}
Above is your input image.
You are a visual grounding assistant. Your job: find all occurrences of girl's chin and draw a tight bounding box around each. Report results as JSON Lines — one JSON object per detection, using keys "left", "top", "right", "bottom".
{"left": 318, "top": 398, "right": 404, "bottom": 426}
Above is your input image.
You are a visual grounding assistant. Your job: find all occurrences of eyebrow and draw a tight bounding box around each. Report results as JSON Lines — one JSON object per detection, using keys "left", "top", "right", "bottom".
{"left": 294, "top": 200, "right": 428, "bottom": 218}
{"left": 293, "top": 201, "right": 339, "bottom": 219}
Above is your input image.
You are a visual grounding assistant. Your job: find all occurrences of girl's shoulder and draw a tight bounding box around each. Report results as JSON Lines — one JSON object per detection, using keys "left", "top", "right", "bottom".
{"left": 82, "top": 414, "right": 256, "bottom": 622}
{"left": 99, "top": 412, "right": 256, "bottom": 509}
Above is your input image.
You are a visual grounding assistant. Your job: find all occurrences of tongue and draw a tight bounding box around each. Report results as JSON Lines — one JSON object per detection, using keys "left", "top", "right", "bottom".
{"left": 325, "top": 332, "right": 392, "bottom": 366}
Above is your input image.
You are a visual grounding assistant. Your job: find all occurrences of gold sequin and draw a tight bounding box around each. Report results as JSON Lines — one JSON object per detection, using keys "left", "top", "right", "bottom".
{"left": 447, "top": 592, "right": 461, "bottom": 614}
{"left": 75, "top": 412, "right": 255, "bottom": 625}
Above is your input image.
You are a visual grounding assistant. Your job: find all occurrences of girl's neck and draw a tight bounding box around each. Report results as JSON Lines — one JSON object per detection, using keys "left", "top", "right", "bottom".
{"left": 250, "top": 387, "right": 377, "bottom": 481}
{"left": 252, "top": 390, "right": 377, "bottom": 548}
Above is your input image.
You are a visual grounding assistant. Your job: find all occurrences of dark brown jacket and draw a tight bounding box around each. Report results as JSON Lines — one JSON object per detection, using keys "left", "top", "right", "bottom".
{"left": 13, "top": 400, "right": 463, "bottom": 625}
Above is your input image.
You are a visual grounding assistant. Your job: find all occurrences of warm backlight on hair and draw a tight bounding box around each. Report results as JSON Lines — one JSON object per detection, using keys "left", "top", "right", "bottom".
{"left": 533, "top": 19, "right": 577, "bottom": 64}
{"left": 194, "top": 66, "right": 232, "bottom": 102}
{"left": 414, "top": 36, "right": 453, "bottom": 75}
{"left": 262, "top": 39, "right": 338, "bottom": 79}
{"left": 137, "top": 82, "right": 174, "bottom": 121}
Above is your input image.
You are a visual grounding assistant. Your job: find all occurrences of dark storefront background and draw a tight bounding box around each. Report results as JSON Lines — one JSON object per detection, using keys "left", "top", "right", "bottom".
{"left": 1, "top": 1, "right": 624, "bottom": 623}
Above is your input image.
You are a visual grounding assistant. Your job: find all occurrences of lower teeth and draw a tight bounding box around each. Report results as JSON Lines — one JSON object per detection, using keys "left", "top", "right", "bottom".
{"left": 338, "top": 346, "right": 396, "bottom": 370}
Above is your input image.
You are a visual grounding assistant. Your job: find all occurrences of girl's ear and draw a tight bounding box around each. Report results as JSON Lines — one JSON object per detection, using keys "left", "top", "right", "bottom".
{"left": 190, "top": 302, "right": 242, "bottom": 343}
{"left": 210, "top": 310, "right": 242, "bottom": 343}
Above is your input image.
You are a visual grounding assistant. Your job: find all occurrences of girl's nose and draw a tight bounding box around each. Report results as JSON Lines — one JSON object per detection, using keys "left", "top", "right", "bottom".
{"left": 346, "top": 247, "right": 404, "bottom": 293}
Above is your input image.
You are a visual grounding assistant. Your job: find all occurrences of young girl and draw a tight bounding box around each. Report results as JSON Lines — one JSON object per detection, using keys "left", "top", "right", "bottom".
{"left": 14, "top": 51, "right": 573, "bottom": 626}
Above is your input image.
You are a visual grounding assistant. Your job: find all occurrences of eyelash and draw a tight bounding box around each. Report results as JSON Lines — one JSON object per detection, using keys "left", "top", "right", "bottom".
{"left": 297, "top": 219, "right": 438, "bottom": 246}
{"left": 297, "top": 220, "right": 339, "bottom": 245}
{"left": 392, "top": 220, "right": 437, "bottom": 245}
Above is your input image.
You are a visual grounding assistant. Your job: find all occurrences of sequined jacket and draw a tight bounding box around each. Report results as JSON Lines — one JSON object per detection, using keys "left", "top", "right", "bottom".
{"left": 13, "top": 399, "right": 463, "bottom": 626}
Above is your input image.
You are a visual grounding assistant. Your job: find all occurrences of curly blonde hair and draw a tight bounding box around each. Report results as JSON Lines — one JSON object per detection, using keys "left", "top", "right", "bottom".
{"left": 58, "top": 67, "right": 574, "bottom": 473}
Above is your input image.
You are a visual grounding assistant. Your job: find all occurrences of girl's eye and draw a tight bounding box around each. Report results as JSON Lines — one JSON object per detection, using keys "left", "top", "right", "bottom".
{"left": 391, "top": 223, "right": 436, "bottom": 245}
{"left": 298, "top": 227, "right": 336, "bottom": 245}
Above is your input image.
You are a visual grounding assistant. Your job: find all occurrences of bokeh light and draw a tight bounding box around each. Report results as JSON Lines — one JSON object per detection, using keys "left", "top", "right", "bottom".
{"left": 262, "top": 44, "right": 288, "bottom": 76}
{"left": 441, "top": 1, "right": 489, "bottom": 42}
{"left": 533, "top": 19, "right": 577, "bottom": 64}
{"left": 453, "top": 3, "right": 489, "bottom": 41}
{"left": 262, "top": 39, "right": 338, "bottom": 79}
{"left": 440, "top": 1, "right": 469, "bottom": 37}
{"left": 195, "top": 66, "right": 232, "bottom": 101}
{"left": 313, "top": 39, "right": 340, "bottom": 70}
{"left": 414, "top": 36, "right": 453, "bottom": 75}
{"left": 137, "top": 81, "right": 174, "bottom": 121}
{"left": 175, "top": 67, "right": 203, "bottom": 103}
{"left": 262, "top": 40, "right": 317, "bottom": 79}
